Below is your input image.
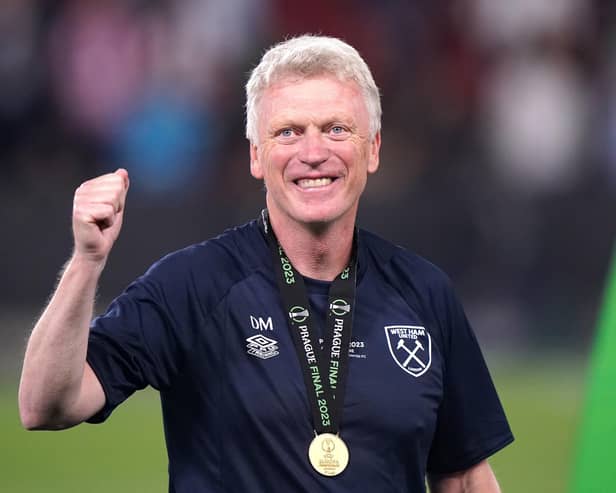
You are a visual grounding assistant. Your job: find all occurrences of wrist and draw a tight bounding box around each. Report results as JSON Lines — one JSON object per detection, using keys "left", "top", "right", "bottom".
{"left": 67, "top": 252, "right": 108, "bottom": 277}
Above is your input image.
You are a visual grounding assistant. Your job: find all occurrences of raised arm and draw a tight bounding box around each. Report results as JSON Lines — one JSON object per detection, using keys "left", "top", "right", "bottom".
{"left": 18, "top": 169, "right": 129, "bottom": 430}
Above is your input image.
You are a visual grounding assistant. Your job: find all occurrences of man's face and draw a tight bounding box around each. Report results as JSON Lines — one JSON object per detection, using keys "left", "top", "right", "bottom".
{"left": 250, "top": 75, "right": 380, "bottom": 228}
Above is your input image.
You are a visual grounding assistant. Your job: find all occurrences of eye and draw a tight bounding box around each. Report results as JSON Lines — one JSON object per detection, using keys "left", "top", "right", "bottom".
{"left": 328, "top": 125, "right": 349, "bottom": 138}
{"left": 278, "top": 128, "right": 295, "bottom": 138}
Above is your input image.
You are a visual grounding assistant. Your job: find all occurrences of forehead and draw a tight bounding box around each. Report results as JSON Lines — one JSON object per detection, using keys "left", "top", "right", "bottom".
{"left": 258, "top": 75, "right": 368, "bottom": 127}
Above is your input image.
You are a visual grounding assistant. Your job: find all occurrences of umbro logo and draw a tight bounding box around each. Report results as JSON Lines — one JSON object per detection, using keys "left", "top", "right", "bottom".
{"left": 246, "top": 334, "right": 280, "bottom": 360}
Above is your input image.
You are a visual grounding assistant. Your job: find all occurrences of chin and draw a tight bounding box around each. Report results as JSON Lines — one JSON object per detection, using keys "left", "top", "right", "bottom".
{"left": 268, "top": 194, "right": 356, "bottom": 228}
{"left": 293, "top": 205, "right": 351, "bottom": 227}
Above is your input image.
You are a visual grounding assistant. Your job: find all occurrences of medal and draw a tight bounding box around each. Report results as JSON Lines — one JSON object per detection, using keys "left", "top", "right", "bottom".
{"left": 308, "top": 433, "right": 349, "bottom": 476}
{"left": 261, "top": 210, "right": 357, "bottom": 476}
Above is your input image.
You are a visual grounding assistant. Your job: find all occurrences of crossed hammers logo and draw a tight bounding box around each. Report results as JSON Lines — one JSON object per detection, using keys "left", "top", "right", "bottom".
{"left": 396, "top": 338, "right": 426, "bottom": 369}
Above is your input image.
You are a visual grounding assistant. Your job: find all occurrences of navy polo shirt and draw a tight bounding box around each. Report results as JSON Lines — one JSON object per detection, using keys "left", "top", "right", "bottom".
{"left": 86, "top": 219, "right": 513, "bottom": 492}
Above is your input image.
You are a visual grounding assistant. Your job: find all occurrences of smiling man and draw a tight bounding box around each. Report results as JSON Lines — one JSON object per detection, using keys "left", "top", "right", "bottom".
{"left": 19, "top": 35, "right": 513, "bottom": 492}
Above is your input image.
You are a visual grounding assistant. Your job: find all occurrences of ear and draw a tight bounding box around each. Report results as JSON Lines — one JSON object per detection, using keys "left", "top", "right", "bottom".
{"left": 367, "top": 131, "right": 381, "bottom": 174}
{"left": 250, "top": 143, "right": 264, "bottom": 179}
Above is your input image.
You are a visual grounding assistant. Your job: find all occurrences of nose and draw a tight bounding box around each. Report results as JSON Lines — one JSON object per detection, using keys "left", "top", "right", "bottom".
{"left": 297, "top": 128, "right": 329, "bottom": 167}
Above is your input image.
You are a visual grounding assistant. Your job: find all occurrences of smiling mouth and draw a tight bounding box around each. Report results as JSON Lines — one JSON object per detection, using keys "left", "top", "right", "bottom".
{"left": 295, "top": 177, "right": 335, "bottom": 189}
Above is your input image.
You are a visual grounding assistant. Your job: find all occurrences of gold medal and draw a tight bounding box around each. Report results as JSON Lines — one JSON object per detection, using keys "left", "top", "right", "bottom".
{"left": 308, "top": 433, "right": 349, "bottom": 476}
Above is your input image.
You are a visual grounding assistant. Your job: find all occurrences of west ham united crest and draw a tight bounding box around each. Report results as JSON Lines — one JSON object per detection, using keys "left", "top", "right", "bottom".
{"left": 384, "top": 325, "right": 431, "bottom": 377}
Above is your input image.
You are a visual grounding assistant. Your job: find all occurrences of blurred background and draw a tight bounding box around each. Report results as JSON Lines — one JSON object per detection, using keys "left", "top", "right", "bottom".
{"left": 1, "top": 0, "right": 615, "bottom": 491}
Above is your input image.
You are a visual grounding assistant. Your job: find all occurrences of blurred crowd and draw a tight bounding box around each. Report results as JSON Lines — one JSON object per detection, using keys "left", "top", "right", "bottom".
{"left": 1, "top": 0, "right": 615, "bottom": 353}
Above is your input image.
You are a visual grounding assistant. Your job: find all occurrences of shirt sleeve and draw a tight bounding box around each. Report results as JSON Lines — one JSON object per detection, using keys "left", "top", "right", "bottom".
{"left": 426, "top": 281, "right": 514, "bottom": 474}
{"left": 86, "top": 269, "right": 186, "bottom": 423}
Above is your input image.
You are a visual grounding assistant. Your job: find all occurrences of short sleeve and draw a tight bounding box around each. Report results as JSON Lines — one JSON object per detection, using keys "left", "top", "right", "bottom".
{"left": 426, "top": 283, "right": 514, "bottom": 474}
{"left": 86, "top": 272, "right": 185, "bottom": 423}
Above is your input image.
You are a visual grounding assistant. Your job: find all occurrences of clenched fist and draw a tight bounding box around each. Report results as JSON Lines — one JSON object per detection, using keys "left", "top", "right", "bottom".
{"left": 72, "top": 169, "right": 130, "bottom": 263}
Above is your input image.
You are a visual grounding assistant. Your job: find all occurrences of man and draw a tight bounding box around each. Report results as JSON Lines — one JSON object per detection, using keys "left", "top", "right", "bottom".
{"left": 19, "top": 35, "right": 513, "bottom": 492}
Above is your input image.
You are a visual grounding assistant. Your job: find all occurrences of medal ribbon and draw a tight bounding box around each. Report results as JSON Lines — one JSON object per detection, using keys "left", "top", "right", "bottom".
{"left": 260, "top": 210, "right": 357, "bottom": 435}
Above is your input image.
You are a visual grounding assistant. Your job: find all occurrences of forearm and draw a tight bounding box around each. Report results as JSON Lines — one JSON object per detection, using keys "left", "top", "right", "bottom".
{"left": 18, "top": 255, "right": 104, "bottom": 428}
{"left": 428, "top": 460, "right": 501, "bottom": 493}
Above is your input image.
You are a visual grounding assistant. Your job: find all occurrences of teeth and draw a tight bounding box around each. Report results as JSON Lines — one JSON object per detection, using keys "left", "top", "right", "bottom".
{"left": 297, "top": 178, "right": 333, "bottom": 189}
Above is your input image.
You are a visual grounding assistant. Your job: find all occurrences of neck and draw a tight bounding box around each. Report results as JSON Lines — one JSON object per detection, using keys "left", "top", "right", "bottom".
{"left": 267, "top": 212, "right": 355, "bottom": 282}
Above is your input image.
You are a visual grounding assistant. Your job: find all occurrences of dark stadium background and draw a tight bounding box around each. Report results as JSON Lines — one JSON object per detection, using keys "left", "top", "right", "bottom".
{"left": 2, "top": 1, "right": 614, "bottom": 491}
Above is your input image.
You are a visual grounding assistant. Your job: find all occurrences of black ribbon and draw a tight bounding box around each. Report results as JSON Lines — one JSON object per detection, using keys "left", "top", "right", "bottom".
{"left": 260, "top": 210, "right": 357, "bottom": 435}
